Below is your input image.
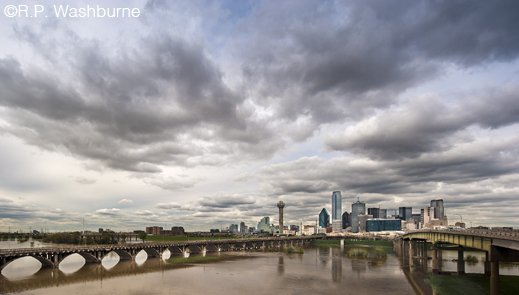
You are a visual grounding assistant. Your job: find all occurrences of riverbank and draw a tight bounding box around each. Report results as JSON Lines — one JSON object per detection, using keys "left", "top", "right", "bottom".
{"left": 425, "top": 273, "right": 519, "bottom": 295}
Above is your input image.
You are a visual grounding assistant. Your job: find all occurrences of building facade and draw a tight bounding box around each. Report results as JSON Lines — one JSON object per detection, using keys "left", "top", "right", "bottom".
{"left": 257, "top": 217, "right": 276, "bottom": 234}
{"left": 319, "top": 208, "right": 331, "bottom": 228}
{"left": 379, "top": 209, "right": 387, "bottom": 219}
{"left": 351, "top": 200, "right": 366, "bottom": 233}
{"left": 366, "top": 219, "right": 402, "bottom": 232}
{"left": 368, "top": 208, "right": 380, "bottom": 218}
{"left": 358, "top": 214, "right": 373, "bottom": 232}
{"left": 399, "top": 207, "right": 412, "bottom": 221}
{"left": 240, "top": 222, "right": 246, "bottom": 234}
{"left": 145, "top": 226, "right": 163, "bottom": 235}
{"left": 331, "top": 191, "right": 342, "bottom": 220}
{"left": 420, "top": 207, "right": 435, "bottom": 228}
{"left": 430, "top": 199, "right": 444, "bottom": 219}
{"left": 342, "top": 211, "right": 351, "bottom": 229}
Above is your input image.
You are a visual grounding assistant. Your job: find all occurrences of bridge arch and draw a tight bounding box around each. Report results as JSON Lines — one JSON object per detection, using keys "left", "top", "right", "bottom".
{"left": 0, "top": 255, "right": 54, "bottom": 273}
{"left": 58, "top": 252, "right": 100, "bottom": 266}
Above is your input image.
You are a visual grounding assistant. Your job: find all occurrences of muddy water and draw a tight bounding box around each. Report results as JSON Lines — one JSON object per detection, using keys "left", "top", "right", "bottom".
{"left": 1, "top": 242, "right": 517, "bottom": 295}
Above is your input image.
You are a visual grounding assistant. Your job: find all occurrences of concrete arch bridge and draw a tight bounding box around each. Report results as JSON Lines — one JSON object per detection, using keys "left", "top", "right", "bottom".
{"left": 0, "top": 236, "right": 314, "bottom": 271}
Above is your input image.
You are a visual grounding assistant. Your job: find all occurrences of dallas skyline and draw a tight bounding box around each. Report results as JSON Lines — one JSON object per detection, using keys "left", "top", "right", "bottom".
{"left": 0, "top": 0, "right": 518, "bottom": 231}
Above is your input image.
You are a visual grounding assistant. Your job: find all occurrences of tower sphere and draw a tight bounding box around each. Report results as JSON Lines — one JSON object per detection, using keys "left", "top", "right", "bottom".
{"left": 277, "top": 201, "right": 285, "bottom": 208}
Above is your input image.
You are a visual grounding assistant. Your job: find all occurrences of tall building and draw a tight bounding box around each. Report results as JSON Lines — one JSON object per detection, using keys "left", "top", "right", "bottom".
{"left": 430, "top": 199, "right": 444, "bottom": 219}
{"left": 368, "top": 208, "right": 380, "bottom": 218}
{"left": 240, "top": 221, "right": 246, "bottom": 234}
{"left": 257, "top": 217, "right": 276, "bottom": 234}
{"left": 420, "top": 207, "right": 435, "bottom": 227}
{"left": 379, "top": 209, "right": 387, "bottom": 219}
{"left": 342, "top": 212, "right": 351, "bottom": 229}
{"left": 331, "top": 191, "right": 343, "bottom": 220}
{"left": 399, "top": 207, "right": 412, "bottom": 221}
{"left": 229, "top": 224, "right": 238, "bottom": 233}
{"left": 277, "top": 201, "right": 285, "bottom": 234}
{"left": 351, "top": 200, "right": 366, "bottom": 233}
{"left": 319, "top": 208, "right": 331, "bottom": 228}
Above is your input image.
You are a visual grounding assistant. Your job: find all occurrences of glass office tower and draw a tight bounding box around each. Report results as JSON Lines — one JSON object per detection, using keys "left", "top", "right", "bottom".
{"left": 319, "top": 208, "right": 331, "bottom": 228}
{"left": 331, "top": 191, "right": 343, "bottom": 220}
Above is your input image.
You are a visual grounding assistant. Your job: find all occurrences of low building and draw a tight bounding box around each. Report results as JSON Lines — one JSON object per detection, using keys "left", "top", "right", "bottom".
{"left": 146, "top": 226, "right": 163, "bottom": 235}
{"left": 358, "top": 214, "right": 373, "bottom": 232}
{"left": 366, "top": 219, "right": 402, "bottom": 232}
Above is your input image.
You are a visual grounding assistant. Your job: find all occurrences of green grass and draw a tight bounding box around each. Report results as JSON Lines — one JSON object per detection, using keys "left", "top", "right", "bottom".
{"left": 310, "top": 239, "right": 392, "bottom": 247}
{"left": 285, "top": 246, "right": 304, "bottom": 254}
{"left": 425, "top": 274, "right": 519, "bottom": 295}
{"left": 347, "top": 249, "right": 369, "bottom": 258}
{"left": 166, "top": 256, "right": 220, "bottom": 264}
{"left": 145, "top": 236, "right": 237, "bottom": 242}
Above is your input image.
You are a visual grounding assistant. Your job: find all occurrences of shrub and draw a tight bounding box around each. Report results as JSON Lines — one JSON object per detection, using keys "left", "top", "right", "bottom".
{"left": 465, "top": 255, "right": 479, "bottom": 263}
{"left": 373, "top": 248, "right": 387, "bottom": 258}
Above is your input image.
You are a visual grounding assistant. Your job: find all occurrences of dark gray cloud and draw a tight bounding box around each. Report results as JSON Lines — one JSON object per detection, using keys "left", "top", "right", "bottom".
{"left": 324, "top": 86, "right": 519, "bottom": 160}
{"left": 233, "top": 0, "right": 519, "bottom": 130}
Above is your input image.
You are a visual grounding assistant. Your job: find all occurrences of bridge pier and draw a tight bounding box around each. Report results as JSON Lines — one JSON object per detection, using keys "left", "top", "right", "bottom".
{"left": 491, "top": 261, "right": 499, "bottom": 295}
{"left": 484, "top": 251, "right": 491, "bottom": 277}
{"left": 457, "top": 246, "right": 465, "bottom": 276}
{"left": 408, "top": 240, "right": 414, "bottom": 269}
{"left": 432, "top": 245, "right": 439, "bottom": 274}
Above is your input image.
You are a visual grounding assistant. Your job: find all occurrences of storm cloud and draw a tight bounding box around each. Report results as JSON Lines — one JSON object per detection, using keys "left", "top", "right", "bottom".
{"left": 0, "top": 0, "right": 518, "bottom": 230}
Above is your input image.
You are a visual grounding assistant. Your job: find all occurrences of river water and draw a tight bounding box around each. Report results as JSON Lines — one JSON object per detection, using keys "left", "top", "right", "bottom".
{"left": 1, "top": 239, "right": 518, "bottom": 295}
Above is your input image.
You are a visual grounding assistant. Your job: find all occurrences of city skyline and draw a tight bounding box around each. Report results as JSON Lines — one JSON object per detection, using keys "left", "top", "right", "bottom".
{"left": 1, "top": 1, "right": 519, "bottom": 231}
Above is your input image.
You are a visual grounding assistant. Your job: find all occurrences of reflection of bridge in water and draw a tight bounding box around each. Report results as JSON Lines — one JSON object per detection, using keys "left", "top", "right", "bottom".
{"left": 0, "top": 254, "right": 221, "bottom": 293}
{"left": 0, "top": 237, "right": 315, "bottom": 271}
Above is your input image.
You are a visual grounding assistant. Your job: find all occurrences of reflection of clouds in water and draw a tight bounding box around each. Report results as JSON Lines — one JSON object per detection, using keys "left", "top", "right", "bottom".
{"left": 102, "top": 251, "right": 121, "bottom": 269}
{"left": 59, "top": 253, "right": 87, "bottom": 274}
{"left": 1, "top": 256, "right": 41, "bottom": 280}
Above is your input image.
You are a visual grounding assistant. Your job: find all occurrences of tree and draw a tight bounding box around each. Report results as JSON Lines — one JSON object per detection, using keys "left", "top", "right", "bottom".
{"left": 138, "top": 232, "right": 147, "bottom": 241}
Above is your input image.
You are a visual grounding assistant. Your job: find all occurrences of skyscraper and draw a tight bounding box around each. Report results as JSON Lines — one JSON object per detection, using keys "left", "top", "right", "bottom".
{"left": 430, "top": 199, "right": 444, "bottom": 219}
{"left": 368, "top": 208, "right": 380, "bottom": 218}
{"left": 331, "top": 191, "right": 343, "bottom": 220}
{"left": 399, "top": 207, "right": 412, "bottom": 221}
{"left": 379, "top": 209, "right": 387, "bottom": 219}
{"left": 319, "top": 208, "right": 331, "bottom": 228}
{"left": 351, "top": 200, "right": 366, "bottom": 233}
{"left": 240, "top": 221, "right": 246, "bottom": 234}
{"left": 342, "top": 211, "right": 351, "bottom": 229}
{"left": 277, "top": 201, "right": 285, "bottom": 234}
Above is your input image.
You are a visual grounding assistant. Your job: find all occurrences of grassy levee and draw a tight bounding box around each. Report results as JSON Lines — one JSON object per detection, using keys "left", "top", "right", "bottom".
{"left": 425, "top": 274, "right": 519, "bottom": 295}
{"left": 310, "top": 239, "right": 393, "bottom": 247}
{"left": 145, "top": 236, "right": 238, "bottom": 242}
{"left": 166, "top": 256, "right": 220, "bottom": 264}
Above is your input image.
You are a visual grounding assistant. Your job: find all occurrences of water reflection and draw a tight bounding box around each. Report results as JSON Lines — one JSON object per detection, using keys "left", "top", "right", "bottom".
{"left": 1, "top": 243, "right": 517, "bottom": 295}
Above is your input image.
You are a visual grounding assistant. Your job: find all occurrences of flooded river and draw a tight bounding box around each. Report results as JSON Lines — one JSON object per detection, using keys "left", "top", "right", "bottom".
{"left": 1, "top": 239, "right": 518, "bottom": 295}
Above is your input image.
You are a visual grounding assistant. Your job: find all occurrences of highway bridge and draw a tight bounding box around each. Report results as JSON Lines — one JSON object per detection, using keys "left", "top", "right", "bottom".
{"left": 395, "top": 229, "right": 519, "bottom": 295}
{"left": 0, "top": 236, "right": 317, "bottom": 271}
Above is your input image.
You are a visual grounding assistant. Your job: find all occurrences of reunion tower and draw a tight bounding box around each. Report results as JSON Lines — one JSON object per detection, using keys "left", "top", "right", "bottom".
{"left": 277, "top": 201, "right": 285, "bottom": 234}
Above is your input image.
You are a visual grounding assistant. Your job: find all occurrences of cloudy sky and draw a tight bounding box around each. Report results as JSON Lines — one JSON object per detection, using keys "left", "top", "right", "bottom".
{"left": 0, "top": 0, "right": 518, "bottom": 232}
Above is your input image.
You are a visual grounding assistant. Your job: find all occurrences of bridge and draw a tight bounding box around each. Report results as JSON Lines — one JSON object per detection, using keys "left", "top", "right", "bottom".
{"left": 0, "top": 236, "right": 316, "bottom": 271}
{"left": 395, "top": 229, "right": 519, "bottom": 295}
